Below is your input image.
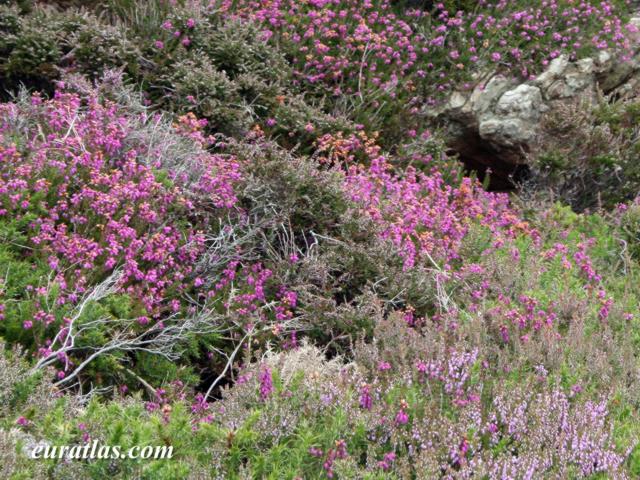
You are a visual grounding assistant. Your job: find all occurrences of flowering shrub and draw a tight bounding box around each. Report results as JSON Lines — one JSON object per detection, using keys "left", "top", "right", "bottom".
{"left": 1, "top": 0, "right": 640, "bottom": 478}
{"left": 217, "top": 0, "right": 637, "bottom": 141}
{"left": 0, "top": 85, "right": 255, "bottom": 386}
{"left": 3, "top": 1, "right": 637, "bottom": 149}
{"left": 0, "top": 89, "right": 236, "bottom": 316}
{"left": 227, "top": 0, "right": 635, "bottom": 89}
{"left": 344, "top": 154, "right": 529, "bottom": 269}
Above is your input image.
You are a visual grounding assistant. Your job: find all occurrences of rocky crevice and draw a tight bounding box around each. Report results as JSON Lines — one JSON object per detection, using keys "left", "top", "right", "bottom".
{"left": 426, "top": 16, "right": 640, "bottom": 190}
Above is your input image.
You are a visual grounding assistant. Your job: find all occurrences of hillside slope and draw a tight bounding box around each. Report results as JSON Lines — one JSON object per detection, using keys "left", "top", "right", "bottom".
{"left": 1, "top": 1, "right": 640, "bottom": 478}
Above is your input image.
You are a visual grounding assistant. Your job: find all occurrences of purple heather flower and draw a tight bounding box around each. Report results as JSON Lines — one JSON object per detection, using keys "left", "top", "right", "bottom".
{"left": 377, "top": 361, "right": 391, "bottom": 371}
{"left": 359, "top": 384, "right": 372, "bottom": 410}
{"left": 259, "top": 365, "right": 274, "bottom": 400}
{"left": 395, "top": 409, "right": 409, "bottom": 425}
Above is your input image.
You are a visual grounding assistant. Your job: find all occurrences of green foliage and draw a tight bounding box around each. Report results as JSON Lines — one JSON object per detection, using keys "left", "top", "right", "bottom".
{"left": 72, "top": 20, "right": 140, "bottom": 79}
{"left": 0, "top": 0, "right": 32, "bottom": 14}
{"left": 529, "top": 97, "right": 640, "bottom": 211}
{"left": 200, "top": 18, "right": 289, "bottom": 84}
{"left": 158, "top": 57, "right": 245, "bottom": 134}
{"left": 2, "top": 25, "right": 60, "bottom": 83}
{"left": 619, "top": 203, "right": 640, "bottom": 260}
{"left": 100, "top": 0, "right": 173, "bottom": 38}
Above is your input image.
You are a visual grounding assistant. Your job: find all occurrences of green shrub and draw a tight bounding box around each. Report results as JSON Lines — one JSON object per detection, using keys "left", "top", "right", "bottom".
{"left": 1, "top": 25, "right": 61, "bottom": 86}
{"left": 200, "top": 18, "right": 290, "bottom": 85}
{"left": 528, "top": 97, "right": 640, "bottom": 211}
{"left": 71, "top": 20, "right": 140, "bottom": 79}
{"left": 157, "top": 57, "right": 246, "bottom": 134}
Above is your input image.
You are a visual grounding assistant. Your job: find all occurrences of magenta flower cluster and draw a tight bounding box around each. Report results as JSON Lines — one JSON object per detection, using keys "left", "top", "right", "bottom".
{"left": 217, "top": 0, "right": 637, "bottom": 104}
{"left": 341, "top": 143, "right": 529, "bottom": 270}
{"left": 0, "top": 89, "right": 301, "bottom": 375}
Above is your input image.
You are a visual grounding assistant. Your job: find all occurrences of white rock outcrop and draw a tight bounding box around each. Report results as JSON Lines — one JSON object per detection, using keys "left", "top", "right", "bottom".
{"left": 425, "top": 19, "right": 640, "bottom": 185}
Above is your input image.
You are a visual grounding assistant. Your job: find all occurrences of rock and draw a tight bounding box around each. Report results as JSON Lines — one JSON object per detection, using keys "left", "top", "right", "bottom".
{"left": 2, "top": 428, "right": 50, "bottom": 459}
{"left": 534, "top": 56, "right": 596, "bottom": 100}
{"left": 595, "top": 50, "right": 612, "bottom": 70}
{"left": 533, "top": 56, "right": 569, "bottom": 90}
{"left": 470, "top": 74, "right": 512, "bottom": 114}
{"left": 494, "top": 84, "right": 543, "bottom": 116}
{"left": 577, "top": 58, "right": 594, "bottom": 74}
{"left": 423, "top": 12, "right": 640, "bottom": 191}
{"left": 427, "top": 40, "right": 640, "bottom": 188}
{"left": 479, "top": 118, "right": 532, "bottom": 148}
{"left": 478, "top": 85, "right": 545, "bottom": 149}
{"left": 599, "top": 59, "right": 637, "bottom": 92}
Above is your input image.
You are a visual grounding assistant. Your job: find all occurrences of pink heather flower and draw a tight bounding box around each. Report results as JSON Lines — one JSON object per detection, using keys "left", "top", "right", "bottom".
{"left": 57, "top": 370, "right": 66, "bottom": 380}
{"left": 378, "top": 451, "right": 396, "bottom": 471}
{"left": 416, "top": 361, "right": 427, "bottom": 373}
{"left": 186, "top": 18, "right": 196, "bottom": 28}
{"left": 23, "top": 320, "right": 33, "bottom": 329}
{"left": 173, "top": 30, "right": 182, "bottom": 38}
{"left": 359, "top": 384, "right": 372, "bottom": 410}
{"left": 259, "top": 365, "right": 274, "bottom": 400}
{"left": 171, "top": 299, "right": 181, "bottom": 312}
{"left": 154, "top": 40, "right": 164, "bottom": 49}
{"left": 395, "top": 409, "right": 409, "bottom": 425}
{"left": 266, "top": 118, "right": 277, "bottom": 127}
{"left": 304, "top": 123, "right": 314, "bottom": 133}
{"left": 617, "top": 203, "right": 629, "bottom": 212}
{"left": 161, "top": 20, "right": 173, "bottom": 30}
{"left": 499, "top": 324, "right": 509, "bottom": 342}
{"left": 137, "top": 316, "right": 150, "bottom": 326}
{"left": 491, "top": 52, "right": 501, "bottom": 62}
{"left": 459, "top": 438, "right": 469, "bottom": 455}
{"left": 377, "top": 361, "right": 391, "bottom": 371}
{"left": 181, "top": 37, "right": 191, "bottom": 47}
{"left": 309, "top": 446, "right": 323, "bottom": 457}
{"left": 16, "top": 416, "right": 29, "bottom": 426}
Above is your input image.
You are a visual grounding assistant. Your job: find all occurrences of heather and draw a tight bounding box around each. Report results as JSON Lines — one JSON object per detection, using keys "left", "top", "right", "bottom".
{"left": 1, "top": 1, "right": 640, "bottom": 479}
